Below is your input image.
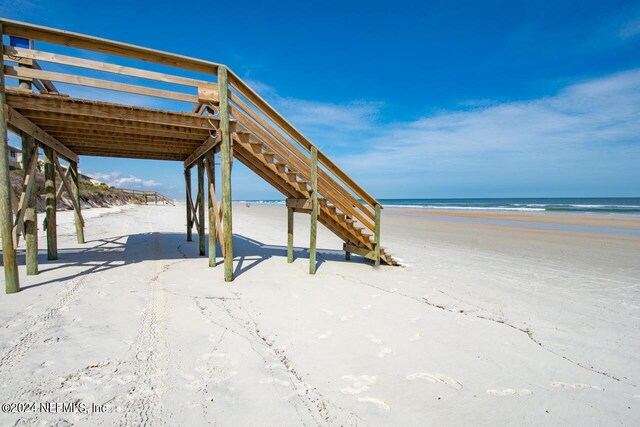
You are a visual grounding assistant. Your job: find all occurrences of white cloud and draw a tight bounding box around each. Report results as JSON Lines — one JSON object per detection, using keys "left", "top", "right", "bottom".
{"left": 241, "top": 69, "right": 640, "bottom": 197}
{"left": 90, "top": 171, "right": 161, "bottom": 189}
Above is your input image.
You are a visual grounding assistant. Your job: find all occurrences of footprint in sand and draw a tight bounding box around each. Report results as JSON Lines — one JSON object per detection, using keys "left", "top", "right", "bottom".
{"left": 367, "top": 334, "right": 384, "bottom": 344}
{"left": 341, "top": 375, "right": 377, "bottom": 395}
{"left": 550, "top": 381, "right": 603, "bottom": 391}
{"left": 362, "top": 304, "right": 373, "bottom": 310}
{"left": 340, "top": 314, "right": 354, "bottom": 321}
{"left": 407, "top": 372, "right": 463, "bottom": 390}
{"left": 378, "top": 347, "right": 393, "bottom": 358}
{"left": 411, "top": 316, "right": 420, "bottom": 324}
{"left": 322, "top": 309, "right": 334, "bottom": 316}
{"left": 389, "top": 288, "right": 398, "bottom": 293}
{"left": 371, "top": 294, "right": 381, "bottom": 298}
{"left": 259, "top": 377, "right": 290, "bottom": 387}
{"left": 317, "top": 331, "right": 333, "bottom": 340}
{"left": 408, "top": 333, "right": 421, "bottom": 342}
{"left": 358, "top": 396, "right": 390, "bottom": 411}
{"left": 487, "top": 388, "right": 533, "bottom": 396}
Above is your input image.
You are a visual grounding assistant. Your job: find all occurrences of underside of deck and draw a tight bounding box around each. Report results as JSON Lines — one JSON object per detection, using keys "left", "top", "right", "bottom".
{"left": 5, "top": 88, "right": 221, "bottom": 161}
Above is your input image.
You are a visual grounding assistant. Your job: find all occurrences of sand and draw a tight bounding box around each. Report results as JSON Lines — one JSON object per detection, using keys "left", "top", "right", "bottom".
{"left": 0, "top": 203, "right": 639, "bottom": 426}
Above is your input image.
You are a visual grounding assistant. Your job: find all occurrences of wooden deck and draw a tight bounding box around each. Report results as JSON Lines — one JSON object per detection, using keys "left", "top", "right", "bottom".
{"left": 0, "top": 18, "right": 396, "bottom": 295}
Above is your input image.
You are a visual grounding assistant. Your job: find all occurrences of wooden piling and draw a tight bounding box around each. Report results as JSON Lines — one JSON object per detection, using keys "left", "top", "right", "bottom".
{"left": 185, "top": 167, "right": 192, "bottom": 241}
{"left": 43, "top": 146, "right": 57, "bottom": 260}
{"left": 205, "top": 150, "right": 216, "bottom": 266}
{"left": 309, "top": 147, "right": 318, "bottom": 274}
{"left": 218, "top": 65, "right": 233, "bottom": 282}
{"left": 0, "top": 22, "right": 20, "bottom": 293}
{"left": 69, "top": 161, "right": 84, "bottom": 244}
{"left": 197, "top": 157, "right": 205, "bottom": 256}
{"left": 374, "top": 204, "right": 381, "bottom": 266}
{"left": 22, "top": 133, "right": 38, "bottom": 275}
{"left": 287, "top": 207, "right": 294, "bottom": 263}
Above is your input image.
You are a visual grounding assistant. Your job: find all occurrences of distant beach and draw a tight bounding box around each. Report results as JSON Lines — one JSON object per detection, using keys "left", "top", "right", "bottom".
{"left": 2, "top": 202, "right": 638, "bottom": 425}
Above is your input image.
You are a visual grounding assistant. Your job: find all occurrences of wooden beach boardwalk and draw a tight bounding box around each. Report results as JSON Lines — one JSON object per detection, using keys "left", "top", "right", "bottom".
{"left": 0, "top": 18, "right": 397, "bottom": 294}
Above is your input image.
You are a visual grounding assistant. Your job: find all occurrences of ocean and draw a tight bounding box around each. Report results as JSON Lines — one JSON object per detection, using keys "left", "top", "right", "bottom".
{"left": 239, "top": 198, "right": 640, "bottom": 215}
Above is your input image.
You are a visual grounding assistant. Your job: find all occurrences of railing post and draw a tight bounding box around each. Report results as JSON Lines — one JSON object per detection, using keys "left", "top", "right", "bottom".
{"left": 309, "top": 147, "right": 318, "bottom": 274}
{"left": 43, "top": 146, "right": 57, "bottom": 260}
{"left": 218, "top": 65, "right": 233, "bottom": 282}
{"left": 374, "top": 204, "right": 381, "bottom": 266}
{"left": 197, "top": 157, "right": 205, "bottom": 256}
{"left": 185, "top": 167, "right": 192, "bottom": 241}
{"left": 70, "top": 160, "right": 84, "bottom": 244}
{"left": 0, "top": 22, "right": 20, "bottom": 293}
{"left": 22, "top": 133, "right": 38, "bottom": 275}
{"left": 287, "top": 207, "right": 294, "bottom": 263}
{"left": 205, "top": 149, "right": 216, "bottom": 266}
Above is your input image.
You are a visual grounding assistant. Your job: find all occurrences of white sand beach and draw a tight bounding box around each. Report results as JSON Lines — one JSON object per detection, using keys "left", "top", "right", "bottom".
{"left": 1, "top": 203, "right": 639, "bottom": 426}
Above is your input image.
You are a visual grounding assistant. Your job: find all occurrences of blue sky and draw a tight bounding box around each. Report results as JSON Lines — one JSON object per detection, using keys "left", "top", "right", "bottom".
{"left": 1, "top": 0, "right": 639, "bottom": 199}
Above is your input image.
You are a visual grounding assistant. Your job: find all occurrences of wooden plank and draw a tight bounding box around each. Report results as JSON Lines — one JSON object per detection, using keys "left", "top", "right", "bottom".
{"left": 309, "top": 147, "right": 318, "bottom": 275}
{"left": 219, "top": 66, "right": 233, "bottom": 282}
{"left": 0, "top": 18, "right": 221, "bottom": 75}
{"left": 5, "top": 89, "right": 220, "bottom": 129}
{"left": 11, "top": 149, "right": 39, "bottom": 249}
{"left": 21, "top": 135, "right": 38, "bottom": 275}
{"left": 55, "top": 165, "right": 71, "bottom": 199}
{"left": 5, "top": 105, "right": 78, "bottom": 162}
{"left": 53, "top": 156, "right": 84, "bottom": 228}
{"left": 185, "top": 167, "right": 192, "bottom": 241}
{"left": 343, "top": 243, "right": 376, "bottom": 261}
{"left": 184, "top": 136, "right": 218, "bottom": 168}
{"left": 287, "top": 207, "right": 294, "bottom": 263}
{"left": 31, "top": 59, "right": 59, "bottom": 93}
{"left": 286, "top": 198, "right": 312, "bottom": 210}
{"left": 374, "top": 204, "right": 381, "bottom": 267}
{"left": 43, "top": 146, "right": 58, "bottom": 260}
{"left": 5, "top": 66, "right": 199, "bottom": 103}
{"left": 4, "top": 45, "right": 218, "bottom": 90}
{"left": 70, "top": 161, "right": 85, "bottom": 243}
{"left": 205, "top": 150, "right": 216, "bottom": 265}
{"left": 69, "top": 150, "right": 185, "bottom": 161}
{"left": 197, "top": 158, "right": 205, "bottom": 256}
{"left": 227, "top": 72, "right": 381, "bottom": 208}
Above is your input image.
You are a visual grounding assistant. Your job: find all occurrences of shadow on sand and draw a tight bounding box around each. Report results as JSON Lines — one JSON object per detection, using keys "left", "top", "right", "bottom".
{"left": 11, "top": 233, "right": 367, "bottom": 291}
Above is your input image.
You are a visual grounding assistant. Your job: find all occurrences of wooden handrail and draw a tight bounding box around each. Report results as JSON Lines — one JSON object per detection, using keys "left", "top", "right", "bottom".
{"left": 0, "top": 18, "right": 221, "bottom": 75}
{"left": 227, "top": 70, "right": 381, "bottom": 210}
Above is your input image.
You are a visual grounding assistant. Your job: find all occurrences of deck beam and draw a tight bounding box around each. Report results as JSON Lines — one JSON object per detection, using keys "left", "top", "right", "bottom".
{"left": 197, "top": 158, "right": 205, "bottom": 256}
{"left": 0, "top": 23, "right": 20, "bottom": 293}
{"left": 309, "top": 147, "right": 318, "bottom": 275}
{"left": 185, "top": 167, "right": 192, "bottom": 241}
{"left": 43, "top": 146, "right": 57, "bottom": 260}
{"left": 219, "top": 66, "right": 233, "bottom": 282}
{"left": 21, "top": 133, "right": 38, "bottom": 275}
{"left": 69, "top": 160, "right": 84, "bottom": 243}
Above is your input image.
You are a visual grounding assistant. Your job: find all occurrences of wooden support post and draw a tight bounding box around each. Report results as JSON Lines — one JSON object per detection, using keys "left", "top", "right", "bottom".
{"left": 43, "top": 146, "right": 57, "bottom": 260}
{"left": 197, "top": 158, "right": 205, "bottom": 256}
{"left": 0, "top": 22, "right": 20, "bottom": 293}
{"left": 287, "top": 207, "right": 294, "bottom": 263}
{"left": 205, "top": 150, "right": 216, "bottom": 266}
{"left": 374, "top": 204, "right": 381, "bottom": 267}
{"left": 185, "top": 167, "right": 192, "bottom": 241}
{"left": 219, "top": 65, "right": 233, "bottom": 282}
{"left": 21, "top": 134, "right": 38, "bottom": 275}
{"left": 345, "top": 251, "right": 350, "bottom": 261}
{"left": 309, "top": 147, "right": 318, "bottom": 275}
{"left": 69, "top": 160, "right": 84, "bottom": 244}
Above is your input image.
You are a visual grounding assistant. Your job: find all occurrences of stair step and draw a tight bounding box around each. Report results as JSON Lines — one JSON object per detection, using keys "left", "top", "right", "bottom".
{"left": 249, "top": 141, "right": 263, "bottom": 153}
{"left": 297, "top": 181, "right": 309, "bottom": 191}
{"left": 275, "top": 163, "right": 287, "bottom": 173}
{"left": 235, "top": 130, "right": 251, "bottom": 143}
{"left": 285, "top": 171, "right": 298, "bottom": 180}
{"left": 262, "top": 151, "right": 275, "bottom": 162}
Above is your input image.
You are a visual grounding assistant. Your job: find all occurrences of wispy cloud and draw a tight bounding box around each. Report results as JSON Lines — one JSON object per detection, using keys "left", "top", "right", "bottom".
{"left": 89, "top": 171, "right": 161, "bottom": 189}
{"left": 244, "top": 69, "right": 640, "bottom": 197}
